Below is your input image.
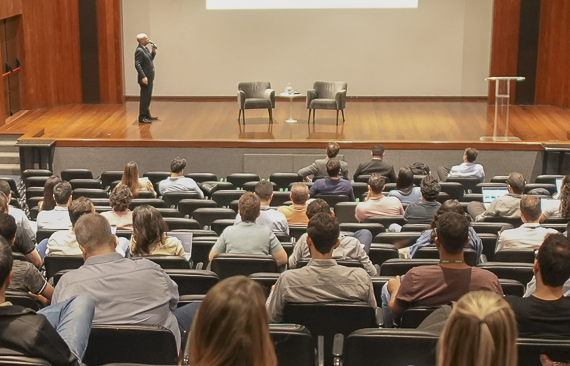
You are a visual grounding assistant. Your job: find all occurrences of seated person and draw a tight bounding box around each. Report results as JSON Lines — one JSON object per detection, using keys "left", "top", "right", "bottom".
{"left": 468, "top": 172, "right": 525, "bottom": 221}
{"left": 210, "top": 193, "right": 287, "bottom": 266}
{"left": 53, "top": 213, "right": 198, "bottom": 352}
{"left": 355, "top": 173, "right": 404, "bottom": 222}
{"left": 387, "top": 167, "right": 422, "bottom": 204}
{"left": 506, "top": 234, "right": 570, "bottom": 338}
{"left": 437, "top": 147, "right": 485, "bottom": 182}
{"left": 496, "top": 195, "right": 558, "bottom": 252}
{"left": 0, "top": 238, "right": 95, "bottom": 365}
{"left": 540, "top": 174, "right": 570, "bottom": 222}
{"left": 38, "top": 175, "right": 61, "bottom": 212}
{"left": 309, "top": 159, "right": 354, "bottom": 201}
{"left": 353, "top": 144, "right": 397, "bottom": 183}
{"left": 36, "top": 181, "right": 73, "bottom": 229}
{"left": 407, "top": 199, "right": 483, "bottom": 262}
{"left": 404, "top": 175, "right": 441, "bottom": 225}
{"left": 158, "top": 157, "right": 204, "bottom": 198}
{"left": 266, "top": 212, "right": 376, "bottom": 322}
{"left": 129, "top": 205, "right": 184, "bottom": 257}
{"left": 100, "top": 185, "right": 134, "bottom": 230}
{"left": 234, "top": 180, "right": 289, "bottom": 234}
{"left": 298, "top": 142, "right": 349, "bottom": 181}
{"left": 277, "top": 183, "right": 311, "bottom": 226}
{"left": 118, "top": 161, "right": 156, "bottom": 197}
{"left": 46, "top": 197, "right": 96, "bottom": 256}
{"left": 289, "top": 199, "right": 376, "bottom": 276}
{"left": 382, "top": 212, "right": 502, "bottom": 327}
{"left": 0, "top": 180, "right": 35, "bottom": 245}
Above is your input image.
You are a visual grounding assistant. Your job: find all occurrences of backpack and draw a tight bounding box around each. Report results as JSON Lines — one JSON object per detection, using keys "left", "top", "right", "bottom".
{"left": 410, "top": 162, "right": 431, "bottom": 176}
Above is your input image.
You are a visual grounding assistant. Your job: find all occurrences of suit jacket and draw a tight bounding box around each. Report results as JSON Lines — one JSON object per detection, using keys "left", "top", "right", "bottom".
{"left": 135, "top": 44, "right": 155, "bottom": 84}
{"left": 298, "top": 158, "right": 349, "bottom": 181}
{"left": 353, "top": 158, "right": 397, "bottom": 183}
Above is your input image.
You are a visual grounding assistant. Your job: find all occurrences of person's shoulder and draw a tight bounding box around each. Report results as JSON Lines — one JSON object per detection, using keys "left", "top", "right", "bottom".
{"left": 471, "top": 266, "right": 500, "bottom": 280}
{"left": 339, "top": 234, "right": 360, "bottom": 247}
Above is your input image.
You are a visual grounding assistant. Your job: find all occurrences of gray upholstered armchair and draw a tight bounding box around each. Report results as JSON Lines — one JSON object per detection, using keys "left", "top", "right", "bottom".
{"left": 307, "top": 81, "right": 347, "bottom": 125}
{"left": 237, "top": 82, "right": 275, "bottom": 124}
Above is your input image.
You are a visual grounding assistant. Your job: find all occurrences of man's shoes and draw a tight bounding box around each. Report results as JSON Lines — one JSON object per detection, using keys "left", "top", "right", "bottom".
{"left": 148, "top": 115, "right": 159, "bottom": 120}
{"left": 138, "top": 118, "right": 152, "bottom": 124}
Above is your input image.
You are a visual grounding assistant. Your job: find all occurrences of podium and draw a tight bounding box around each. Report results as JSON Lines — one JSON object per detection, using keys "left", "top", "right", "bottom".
{"left": 480, "top": 76, "right": 525, "bottom": 141}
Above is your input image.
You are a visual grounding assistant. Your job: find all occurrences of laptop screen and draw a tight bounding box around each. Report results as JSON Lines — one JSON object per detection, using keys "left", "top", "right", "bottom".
{"left": 481, "top": 188, "right": 509, "bottom": 208}
{"left": 556, "top": 178, "right": 563, "bottom": 194}
{"left": 541, "top": 198, "right": 560, "bottom": 213}
{"left": 167, "top": 231, "right": 193, "bottom": 260}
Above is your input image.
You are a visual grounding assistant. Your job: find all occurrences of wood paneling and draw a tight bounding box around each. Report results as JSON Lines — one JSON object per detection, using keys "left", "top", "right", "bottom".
{"left": 535, "top": 0, "right": 570, "bottom": 107}
{"left": 0, "top": 0, "right": 22, "bottom": 20}
{"left": 97, "top": 0, "right": 124, "bottom": 104}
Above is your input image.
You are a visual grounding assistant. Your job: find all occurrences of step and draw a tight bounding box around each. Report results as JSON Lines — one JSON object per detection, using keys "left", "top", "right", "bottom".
{"left": 0, "top": 140, "right": 19, "bottom": 153}
{"left": 0, "top": 152, "right": 19, "bottom": 165}
{"left": 0, "top": 164, "right": 20, "bottom": 176}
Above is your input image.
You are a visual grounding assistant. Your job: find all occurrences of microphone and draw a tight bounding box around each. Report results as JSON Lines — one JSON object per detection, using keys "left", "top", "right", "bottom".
{"left": 149, "top": 40, "right": 159, "bottom": 49}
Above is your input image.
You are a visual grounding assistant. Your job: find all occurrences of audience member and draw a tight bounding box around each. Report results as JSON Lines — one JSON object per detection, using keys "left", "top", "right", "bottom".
{"left": 130, "top": 205, "right": 184, "bottom": 257}
{"left": 387, "top": 167, "right": 422, "bottom": 204}
{"left": 267, "top": 212, "right": 376, "bottom": 322}
{"left": 277, "top": 183, "right": 311, "bottom": 226}
{"left": 540, "top": 174, "right": 570, "bottom": 222}
{"left": 506, "top": 234, "right": 570, "bottom": 338}
{"left": 100, "top": 184, "right": 133, "bottom": 230}
{"left": 46, "top": 197, "right": 96, "bottom": 256}
{"left": 235, "top": 180, "right": 289, "bottom": 234}
{"left": 382, "top": 212, "right": 502, "bottom": 327}
{"left": 36, "top": 181, "right": 73, "bottom": 229}
{"left": 38, "top": 175, "right": 61, "bottom": 212}
{"left": 210, "top": 193, "right": 287, "bottom": 266}
{"left": 0, "top": 180, "right": 35, "bottom": 244}
{"left": 289, "top": 199, "right": 375, "bottom": 275}
{"left": 468, "top": 172, "right": 525, "bottom": 221}
{"left": 298, "top": 142, "right": 349, "bottom": 181}
{"left": 309, "top": 159, "right": 355, "bottom": 201}
{"left": 403, "top": 175, "right": 441, "bottom": 225}
{"left": 496, "top": 195, "right": 558, "bottom": 252}
{"left": 53, "top": 213, "right": 197, "bottom": 352}
{"left": 353, "top": 144, "right": 397, "bottom": 183}
{"left": 437, "top": 147, "right": 485, "bottom": 182}
{"left": 158, "top": 157, "right": 204, "bottom": 198}
{"left": 0, "top": 238, "right": 95, "bottom": 365}
{"left": 355, "top": 174, "right": 404, "bottom": 222}
{"left": 186, "top": 276, "right": 277, "bottom": 366}
{"left": 119, "top": 161, "right": 156, "bottom": 198}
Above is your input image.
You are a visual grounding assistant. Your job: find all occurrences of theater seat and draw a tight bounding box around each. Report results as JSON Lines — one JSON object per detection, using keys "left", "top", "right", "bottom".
{"left": 494, "top": 248, "right": 535, "bottom": 263}
{"left": 69, "top": 178, "right": 103, "bottom": 190}
{"left": 401, "top": 224, "right": 430, "bottom": 232}
{"left": 163, "top": 218, "right": 200, "bottom": 231}
{"left": 177, "top": 199, "right": 218, "bottom": 218}
{"left": 373, "top": 232, "right": 422, "bottom": 247}
{"left": 368, "top": 244, "right": 399, "bottom": 267}
{"left": 363, "top": 215, "right": 407, "bottom": 227}
{"left": 185, "top": 172, "right": 217, "bottom": 183}
{"left": 499, "top": 278, "right": 525, "bottom": 297}
{"left": 249, "top": 272, "right": 281, "bottom": 298}
{"left": 36, "top": 229, "right": 61, "bottom": 243}
{"left": 129, "top": 199, "right": 167, "bottom": 210}
{"left": 226, "top": 173, "right": 260, "bottom": 188}
{"left": 161, "top": 191, "right": 202, "bottom": 208}
{"left": 135, "top": 256, "right": 191, "bottom": 270}
{"left": 100, "top": 170, "right": 124, "bottom": 190}
{"left": 0, "top": 355, "right": 50, "bottom": 366}
{"left": 314, "top": 194, "right": 350, "bottom": 207}
{"left": 5, "top": 291, "right": 40, "bottom": 311}
{"left": 165, "top": 269, "right": 219, "bottom": 295}
{"left": 61, "top": 168, "right": 93, "bottom": 181}
{"left": 44, "top": 255, "right": 84, "bottom": 280}
{"left": 289, "top": 225, "right": 308, "bottom": 241}
{"left": 334, "top": 202, "right": 359, "bottom": 224}
{"left": 269, "top": 173, "right": 303, "bottom": 190}
{"left": 210, "top": 254, "right": 279, "bottom": 280}
{"left": 270, "top": 324, "right": 316, "bottom": 366}
{"left": 211, "top": 190, "right": 245, "bottom": 208}
{"left": 400, "top": 306, "right": 439, "bottom": 328}
{"left": 477, "top": 262, "right": 534, "bottom": 285}
{"left": 192, "top": 208, "right": 236, "bottom": 229}
{"left": 380, "top": 259, "right": 439, "bottom": 276}
{"left": 191, "top": 240, "right": 216, "bottom": 269}
{"left": 446, "top": 176, "right": 481, "bottom": 193}
{"left": 339, "top": 223, "right": 385, "bottom": 237}
{"left": 482, "top": 215, "right": 523, "bottom": 229}
{"left": 210, "top": 219, "right": 235, "bottom": 236}
{"left": 517, "top": 338, "right": 570, "bottom": 366}
{"left": 72, "top": 188, "right": 109, "bottom": 200}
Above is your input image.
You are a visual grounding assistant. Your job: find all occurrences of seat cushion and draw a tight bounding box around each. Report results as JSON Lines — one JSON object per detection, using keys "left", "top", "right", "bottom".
{"left": 309, "top": 98, "right": 338, "bottom": 110}
{"left": 244, "top": 98, "right": 272, "bottom": 109}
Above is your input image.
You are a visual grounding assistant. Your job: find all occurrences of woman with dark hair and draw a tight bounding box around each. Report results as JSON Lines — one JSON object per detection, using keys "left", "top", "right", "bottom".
{"left": 100, "top": 185, "right": 133, "bottom": 230}
{"left": 38, "top": 175, "right": 61, "bottom": 212}
{"left": 388, "top": 167, "right": 422, "bottom": 204}
{"left": 407, "top": 199, "right": 482, "bottom": 261}
{"left": 119, "top": 161, "right": 156, "bottom": 198}
{"left": 540, "top": 175, "right": 570, "bottom": 222}
{"left": 185, "top": 276, "right": 277, "bottom": 366}
{"left": 129, "top": 205, "right": 183, "bottom": 257}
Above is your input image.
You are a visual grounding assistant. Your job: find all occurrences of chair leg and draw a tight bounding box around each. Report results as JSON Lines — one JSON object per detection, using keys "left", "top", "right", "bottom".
{"left": 238, "top": 109, "right": 242, "bottom": 123}
{"left": 308, "top": 109, "right": 311, "bottom": 124}
{"left": 243, "top": 110, "right": 246, "bottom": 125}
{"left": 268, "top": 108, "right": 273, "bottom": 123}
{"left": 341, "top": 109, "right": 345, "bottom": 122}
{"left": 336, "top": 110, "right": 339, "bottom": 125}
{"left": 312, "top": 110, "right": 315, "bottom": 124}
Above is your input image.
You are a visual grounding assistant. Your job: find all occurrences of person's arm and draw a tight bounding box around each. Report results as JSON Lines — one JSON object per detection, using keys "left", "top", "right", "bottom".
{"left": 266, "top": 276, "right": 286, "bottom": 323}
{"left": 145, "top": 181, "right": 157, "bottom": 197}
{"left": 162, "top": 269, "right": 179, "bottom": 311}
{"left": 209, "top": 235, "right": 226, "bottom": 262}
{"left": 298, "top": 162, "right": 319, "bottom": 178}
{"left": 348, "top": 185, "right": 355, "bottom": 202}
{"left": 19, "top": 213, "right": 36, "bottom": 245}
{"left": 352, "top": 240, "right": 376, "bottom": 276}
{"left": 135, "top": 49, "right": 147, "bottom": 80}
{"left": 288, "top": 236, "right": 307, "bottom": 268}
{"left": 387, "top": 275, "right": 404, "bottom": 319}
{"left": 407, "top": 230, "right": 432, "bottom": 259}
{"left": 389, "top": 167, "right": 397, "bottom": 184}
{"left": 309, "top": 182, "right": 318, "bottom": 197}
{"left": 269, "top": 232, "right": 287, "bottom": 266}
{"left": 353, "top": 164, "right": 363, "bottom": 181}
{"left": 191, "top": 180, "right": 205, "bottom": 199}
{"left": 355, "top": 204, "right": 366, "bottom": 223}
{"left": 25, "top": 250, "right": 42, "bottom": 268}
{"left": 271, "top": 249, "right": 288, "bottom": 266}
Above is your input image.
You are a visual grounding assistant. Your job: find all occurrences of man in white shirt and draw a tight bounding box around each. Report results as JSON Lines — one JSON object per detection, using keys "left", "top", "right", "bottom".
{"left": 36, "top": 181, "right": 73, "bottom": 229}
{"left": 0, "top": 180, "right": 35, "bottom": 244}
{"left": 496, "top": 195, "right": 558, "bottom": 252}
{"left": 158, "top": 157, "right": 204, "bottom": 198}
{"left": 437, "top": 147, "right": 485, "bottom": 182}
{"left": 234, "top": 180, "right": 289, "bottom": 234}
{"left": 47, "top": 197, "right": 96, "bottom": 256}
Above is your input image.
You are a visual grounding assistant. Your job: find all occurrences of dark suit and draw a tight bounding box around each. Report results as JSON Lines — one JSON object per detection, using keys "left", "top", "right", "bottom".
{"left": 135, "top": 44, "right": 156, "bottom": 121}
{"left": 353, "top": 158, "right": 397, "bottom": 183}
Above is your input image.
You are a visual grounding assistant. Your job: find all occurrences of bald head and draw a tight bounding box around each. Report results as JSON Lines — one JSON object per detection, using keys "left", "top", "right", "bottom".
{"left": 75, "top": 213, "right": 115, "bottom": 256}
{"left": 136, "top": 33, "right": 149, "bottom": 45}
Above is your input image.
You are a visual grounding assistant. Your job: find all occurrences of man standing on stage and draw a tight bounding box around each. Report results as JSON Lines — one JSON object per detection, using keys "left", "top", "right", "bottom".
{"left": 135, "top": 33, "right": 158, "bottom": 124}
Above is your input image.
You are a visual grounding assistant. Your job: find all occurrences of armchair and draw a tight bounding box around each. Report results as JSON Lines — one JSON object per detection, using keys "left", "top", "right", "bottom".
{"left": 307, "top": 81, "right": 347, "bottom": 125}
{"left": 237, "top": 81, "right": 275, "bottom": 124}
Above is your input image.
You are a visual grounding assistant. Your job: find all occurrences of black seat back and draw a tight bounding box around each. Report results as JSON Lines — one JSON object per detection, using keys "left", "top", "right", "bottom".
{"left": 499, "top": 278, "right": 525, "bottom": 297}
{"left": 36, "top": 229, "right": 61, "bottom": 243}
{"left": 177, "top": 199, "right": 218, "bottom": 218}
{"left": 185, "top": 172, "right": 217, "bottom": 183}
{"left": 478, "top": 233, "right": 499, "bottom": 261}
{"left": 269, "top": 173, "right": 303, "bottom": 190}
{"left": 226, "top": 173, "right": 260, "bottom": 188}
{"left": 191, "top": 240, "right": 215, "bottom": 268}
{"left": 401, "top": 224, "right": 430, "bottom": 232}
{"left": 334, "top": 202, "right": 359, "bottom": 224}
{"left": 364, "top": 215, "right": 407, "bottom": 227}
{"left": 165, "top": 269, "right": 219, "bottom": 295}
{"left": 44, "top": 255, "right": 84, "bottom": 280}
{"left": 192, "top": 208, "right": 236, "bottom": 229}
{"left": 517, "top": 338, "right": 570, "bottom": 366}
{"left": 100, "top": 170, "right": 124, "bottom": 190}
{"left": 211, "top": 219, "right": 236, "bottom": 236}
{"left": 0, "top": 355, "right": 50, "bottom": 365}
{"left": 249, "top": 272, "right": 281, "bottom": 298}
{"left": 163, "top": 217, "right": 200, "bottom": 231}
{"left": 314, "top": 194, "right": 350, "bottom": 207}
{"left": 138, "top": 256, "right": 190, "bottom": 270}
{"left": 156, "top": 208, "right": 181, "bottom": 218}
{"left": 380, "top": 258, "right": 439, "bottom": 276}
{"left": 368, "top": 244, "right": 399, "bottom": 266}
{"left": 400, "top": 306, "right": 439, "bottom": 328}
{"left": 439, "top": 182, "right": 464, "bottom": 200}
{"left": 373, "top": 232, "right": 422, "bottom": 247}
{"left": 24, "top": 176, "right": 49, "bottom": 189}
{"left": 61, "top": 169, "right": 93, "bottom": 181}
{"left": 69, "top": 178, "right": 102, "bottom": 190}
{"left": 494, "top": 249, "right": 535, "bottom": 263}
{"left": 477, "top": 262, "right": 534, "bottom": 285}
{"left": 289, "top": 225, "right": 308, "bottom": 241}
{"left": 446, "top": 176, "right": 481, "bottom": 193}
{"left": 210, "top": 253, "right": 279, "bottom": 280}
{"left": 129, "top": 199, "right": 167, "bottom": 210}
{"left": 471, "top": 222, "right": 514, "bottom": 235}
{"left": 72, "top": 188, "right": 109, "bottom": 200}
{"left": 5, "top": 291, "right": 40, "bottom": 311}
{"left": 270, "top": 324, "right": 316, "bottom": 366}
{"left": 162, "top": 191, "right": 202, "bottom": 208}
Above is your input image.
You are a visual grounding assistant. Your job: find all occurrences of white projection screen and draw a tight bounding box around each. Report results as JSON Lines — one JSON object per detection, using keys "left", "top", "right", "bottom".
{"left": 206, "top": 0, "right": 419, "bottom": 10}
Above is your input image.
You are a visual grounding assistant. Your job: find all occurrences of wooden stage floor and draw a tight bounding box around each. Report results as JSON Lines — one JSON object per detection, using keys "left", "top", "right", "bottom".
{"left": 2, "top": 99, "right": 569, "bottom": 150}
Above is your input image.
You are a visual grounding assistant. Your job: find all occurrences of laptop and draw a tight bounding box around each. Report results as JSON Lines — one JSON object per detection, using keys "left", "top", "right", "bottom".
{"left": 541, "top": 198, "right": 560, "bottom": 213}
{"left": 481, "top": 187, "right": 509, "bottom": 209}
{"left": 556, "top": 177, "right": 563, "bottom": 195}
{"left": 168, "top": 231, "right": 193, "bottom": 261}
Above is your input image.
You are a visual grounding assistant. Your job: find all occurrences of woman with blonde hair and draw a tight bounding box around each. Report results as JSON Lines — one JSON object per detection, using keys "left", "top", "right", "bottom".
{"left": 438, "top": 291, "right": 518, "bottom": 366}
{"left": 119, "top": 161, "right": 156, "bottom": 198}
{"left": 185, "top": 276, "right": 277, "bottom": 366}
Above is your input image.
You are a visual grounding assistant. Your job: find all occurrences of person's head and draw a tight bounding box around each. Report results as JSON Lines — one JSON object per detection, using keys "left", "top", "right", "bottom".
{"left": 238, "top": 192, "right": 261, "bottom": 223}
{"left": 506, "top": 172, "right": 525, "bottom": 195}
{"left": 42, "top": 175, "right": 62, "bottom": 211}
{"left": 559, "top": 175, "right": 570, "bottom": 218}
{"left": 371, "top": 144, "right": 385, "bottom": 158}
{"left": 254, "top": 181, "right": 273, "bottom": 203}
{"left": 326, "top": 159, "right": 341, "bottom": 178}
{"left": 435, "top": 212, "right": 469, "bottom": 254}
{"left": 290, "top": 183, "right": 309, "bottom": 205}
{"left": 306, "top": 199, "right": 331, "bottom": 219}
{"left": 0, "top": 181, "right": 10, "bottom": 199}
{"left": 69, "top": 197, "right": 95, "bottom": 227}
{"left": 131, "top": 205, "right": 169, "bottom": 255}
{"left": 438, "top": 291, "right": 517, "bottom": 366}
{"left": 421, "top": 175, "right": 441, "bottom": 201}
{"left": 396, "top": 167, "right": 414, "bottom": 190}
{"left": 136, "top": 33, "right": 149, "bottom": 45}
{"left": 464, "top": 148, "right": 479, "bottom": 163}
{"left": 187, "top": 276, "right": 277, "bottom": 366}
{"left": 520, "top": 195, "right": 541, "bottom": 223}
{"left": 326, "top": 142, "right": 340, "bottom": 158}
{"left": 430, "top": 199, "right": 465, "bottom": 230}
{"left": 0, "top": 192, "right": 7, "bottom": 214}
{"left": 109, "top": 184, "right": 133, "bottom": 212}
{"left": 170, "top": 157, "right": 186, "bottom": 174}
{"left": 75, "top": 213, "right": 116, "bottom": 257}
{"left": 0, "top": 213, "right": 17, "bottom": 244}
{"left": 122, "top": 161, "right": 141, "bottom": 196}
{"left": 536, "top": 234, "right": 570, "bottom": 288}
{"left": 307, "top": 212, "right": 340, "bottom": 255}
{"left": 368, "top": 173, "right": 386, "bottom": 195}
{"left": 53, "top": 181, "right": 72, "bottom": 205}
{"left": 0, "top": 236, "right": 13, "bottom": 291}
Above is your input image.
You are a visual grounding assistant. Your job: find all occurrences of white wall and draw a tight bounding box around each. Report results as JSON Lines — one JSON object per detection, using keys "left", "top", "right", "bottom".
{"left": 122, "top": 0, "right": 493, "bottom": 97}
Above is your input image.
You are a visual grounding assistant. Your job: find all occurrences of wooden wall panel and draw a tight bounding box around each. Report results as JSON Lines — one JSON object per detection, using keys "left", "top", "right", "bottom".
{"left": 535, "top": 0, "right": 570, "bottom": 107}
{"left": 0, "top": 0, "right": 22, "bottom": 125}
{"left": 97, "top": 0, "right": 124, "bottom": 104}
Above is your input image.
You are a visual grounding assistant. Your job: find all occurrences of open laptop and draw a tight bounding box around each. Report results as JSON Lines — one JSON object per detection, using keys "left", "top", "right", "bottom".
{"left": 168, "top": 231, "right": 193, "bottom": 261}
{"left": 556, "top": 177, "right": 563, "bottom": 195}
{"left": 541, "top": 198, "right": 560, "bottom": 213}
{"left": 481, "top": 187, "right": 509, "bottom": 209}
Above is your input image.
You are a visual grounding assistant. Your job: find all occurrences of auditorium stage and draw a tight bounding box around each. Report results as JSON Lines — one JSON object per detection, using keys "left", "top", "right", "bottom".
{"left": 1, "top": 99, "right": 569, "bottom": 151}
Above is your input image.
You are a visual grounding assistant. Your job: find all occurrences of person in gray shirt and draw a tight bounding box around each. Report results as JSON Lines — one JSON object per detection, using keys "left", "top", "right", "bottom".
{"left": 468, "top": 172, "right": 525, "bottom": 221}
{"left": 298, "top": 142, "right": 349, "bottom": 181}
{"left": 234, "top": 181, "right": 289, "bottom": 234}
{"left": 158, "top": 157, "right": 204, "bottom": 198}
{"left": 404, "top": 175, "right": 441, "bottom": 225}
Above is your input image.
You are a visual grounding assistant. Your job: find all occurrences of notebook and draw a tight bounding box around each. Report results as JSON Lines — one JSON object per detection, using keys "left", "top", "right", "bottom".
{"left": 168, "top": 231, "right": 193, "bottom": 261}
{"left": 481, "top": 187, "right": 509, "bottom": 209}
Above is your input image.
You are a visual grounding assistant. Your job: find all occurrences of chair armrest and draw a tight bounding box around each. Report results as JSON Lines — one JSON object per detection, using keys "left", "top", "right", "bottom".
{"left": 332, "top": 333, "right": 344, "bottom": 365}
{"left": 318, "top": 335, "right": 325, "bottom": 366}
{"left": 335, "top": 90, "right": 347, "bottom": 109}
{"left": 307, "top": 89, "right": 317, "bottom": 108}
{"left": 265, "top": 88, "right": 275, "bottom": 108}
{"left": 237, "top": 90, "right": 246, "bottom": 108}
